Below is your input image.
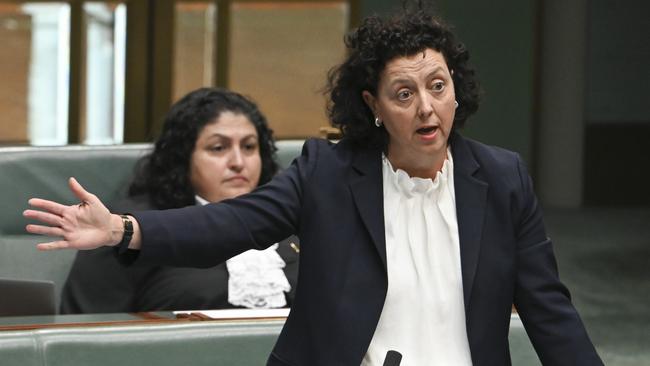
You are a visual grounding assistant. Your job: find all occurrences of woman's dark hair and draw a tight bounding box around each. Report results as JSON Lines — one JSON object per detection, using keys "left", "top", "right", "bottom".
{"left": 129, "top": 87, "right": 278, "bottom": 209}
{"left": 325, "top": 1, "right": 480, "bottom": 148}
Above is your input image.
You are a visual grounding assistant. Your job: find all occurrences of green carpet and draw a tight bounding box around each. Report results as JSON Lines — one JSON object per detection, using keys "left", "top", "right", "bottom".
{"left": 545, "top": 208, "right": 650, "bottom": 366}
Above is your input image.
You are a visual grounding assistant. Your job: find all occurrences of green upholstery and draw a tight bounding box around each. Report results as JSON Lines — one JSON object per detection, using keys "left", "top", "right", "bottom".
{"left": 0, "top": 145, "right": 151, "bottom": 235}
{"left": 0, "top": 319, "right": 284, "bottom": 366}
{"left": 510, "top": 314, "right": 542, "bottom": 366}
{"left": 0, "top": 235, "right": 76, "bottom": 308}
{"left": 0, "top": 144, "right": 151, "bottom": 310}
{"left": 274, "top": 139, "right": 305, "bottom": 170}
{"left": 0, "top": 140, "right": 305, "bottom": 314}
{"left": 0, "top": 332, "right": 39, "bottom": 366}
{"left": 0, "top": 315, "right": 541, "bottom": 365}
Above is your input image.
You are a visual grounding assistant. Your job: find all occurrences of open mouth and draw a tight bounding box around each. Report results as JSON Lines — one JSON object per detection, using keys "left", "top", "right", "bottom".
{"left": 416, "top": 126, "right": 438, "bottom": 135}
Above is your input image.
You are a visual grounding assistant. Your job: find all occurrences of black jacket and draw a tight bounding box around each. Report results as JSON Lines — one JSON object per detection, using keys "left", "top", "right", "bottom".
{"left": 60, "top": 195, "right": 299, "bottom": 314}
{"left": 133, "top": 134, "right": 602, "bottom": 366}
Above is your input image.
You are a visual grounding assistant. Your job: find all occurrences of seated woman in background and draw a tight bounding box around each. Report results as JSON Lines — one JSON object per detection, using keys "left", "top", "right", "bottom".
{"left": 60, "top": 87, "right": 299, "bottom": 314}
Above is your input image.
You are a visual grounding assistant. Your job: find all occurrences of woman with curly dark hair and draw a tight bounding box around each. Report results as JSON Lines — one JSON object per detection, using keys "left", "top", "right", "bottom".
{"left": 129, "top": 87, "right": 279, "bottom": 210}
{"left": 326, "top": 6, "right": 479, "bottom": 151}
{"left": 59, "top": 87, "right": 298, "bottom": 313}
{"left": 28, "top": 3, "right": 601, "bottom": 365}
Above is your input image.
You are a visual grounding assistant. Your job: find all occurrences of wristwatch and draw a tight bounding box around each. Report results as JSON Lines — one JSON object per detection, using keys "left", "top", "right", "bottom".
{"left": 116, "top": 214, "right": 133, "bottom": 254}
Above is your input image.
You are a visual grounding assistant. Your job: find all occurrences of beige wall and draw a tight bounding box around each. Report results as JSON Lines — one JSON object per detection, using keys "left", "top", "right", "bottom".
{"left": 0, "top": 7, "right": 30, "bottom": 144}
{"left": 229, "top": 3, "right": 347, "bottom": 138}
{"left": 172, "top": 3, "right": 214, "bottom": 102}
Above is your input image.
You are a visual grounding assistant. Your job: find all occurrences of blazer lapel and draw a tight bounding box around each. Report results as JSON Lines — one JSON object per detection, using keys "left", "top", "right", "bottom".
{"left": 345, "top": 135, "right": 487, "bottom": 288}
{"left": 451, "top": 133, "right": 488, "bottom": 314}
{"left": 348, "top": 146, "right": 387, "bottom": 271}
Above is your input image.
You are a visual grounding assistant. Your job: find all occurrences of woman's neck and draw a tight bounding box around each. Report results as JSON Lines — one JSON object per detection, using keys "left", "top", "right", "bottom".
{"left": 386, "top": 146, "right": 448, "bottom": 180}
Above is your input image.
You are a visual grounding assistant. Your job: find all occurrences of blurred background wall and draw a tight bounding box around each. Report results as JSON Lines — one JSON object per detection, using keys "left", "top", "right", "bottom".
{"left": 0, "top": 0, "right": 648, "bottom": 207}
{"left": 364, "top": 0, "right": 650, "bottom": 207}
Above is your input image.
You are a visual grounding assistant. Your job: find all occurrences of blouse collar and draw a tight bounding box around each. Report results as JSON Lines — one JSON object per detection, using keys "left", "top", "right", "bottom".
{"left": 194, "top": 195, "right": 210, "bottom": 206}
{"left": 382, "top": 148, "right": 454, "bottom": 197}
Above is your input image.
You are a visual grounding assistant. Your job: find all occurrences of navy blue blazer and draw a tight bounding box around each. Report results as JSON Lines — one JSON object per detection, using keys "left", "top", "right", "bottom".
{"left": 133, "top": 133, "right": 602, "bottom": 366}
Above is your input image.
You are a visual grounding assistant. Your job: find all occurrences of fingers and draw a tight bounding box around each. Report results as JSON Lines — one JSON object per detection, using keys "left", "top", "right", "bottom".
{"left": 25, "top": 224, "right": 65, "bottom": 238}
{"left": 68, "top": 177, "right": 95, "bottom": 203}
{"left": 23, "top": 209, "right": 63, "bottom": 227}
{"left": 37, "top": 241, "right": 70, "bottom": 251}
{"left": 27, "top": 199, "right": 68, "bottom": 216}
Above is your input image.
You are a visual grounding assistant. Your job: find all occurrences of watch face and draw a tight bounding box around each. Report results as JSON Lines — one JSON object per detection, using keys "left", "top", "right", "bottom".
{"left": 121, "top": 215, "right": 133, "bottom": 233}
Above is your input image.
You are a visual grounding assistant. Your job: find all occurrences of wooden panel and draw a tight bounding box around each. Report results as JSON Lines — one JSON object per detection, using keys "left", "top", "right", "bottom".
{"left": 229, "top": 2, "right": 348, "bottom": 138}
{"left": 0, "top": 11, "right": 30, "bottom": 144}
{"left": 172, "top": 2, "right": 216, "bottom": 102}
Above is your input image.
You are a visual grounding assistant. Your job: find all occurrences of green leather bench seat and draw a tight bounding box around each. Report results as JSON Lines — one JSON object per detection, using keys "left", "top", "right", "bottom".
{"left": 510, "top": 314, "right": 541, "bottom": 366}
{"left": 0, "top": 145, "right": 152, "bottom": 236}
{"left": 0, "top": 315, "right": 540, "bottom": 366}
{"left": 0, "top": 319, "right": 284, "bottom": 366}
{"left": 0, "top": 235, "right": 75, "bottom": 311}
{"left": 0, "top": 144, "right": 151, "bottom": 309}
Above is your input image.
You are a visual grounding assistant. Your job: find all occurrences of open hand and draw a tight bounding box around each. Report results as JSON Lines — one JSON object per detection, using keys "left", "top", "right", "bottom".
{"left": 23, "top": 177, "right": 121, "bottom": 251}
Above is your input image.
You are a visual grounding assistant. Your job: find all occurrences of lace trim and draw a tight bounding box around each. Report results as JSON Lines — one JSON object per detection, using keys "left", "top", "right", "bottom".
{"left": 226, "top": 244, "right": 291, "bottom": 309}
{"left": 382, "top": 148, "right": 454, "bottom": 197}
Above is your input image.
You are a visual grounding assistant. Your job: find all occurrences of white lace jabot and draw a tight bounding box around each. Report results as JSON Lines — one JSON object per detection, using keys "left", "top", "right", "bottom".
{"left": 195, "top": 195, "right": 291, "bottom": 309}
{"left": 361, "top": 150, "right": 473, "bottom": 366}
{"left": 226, "top": 244, "right": 291, "bottom": 308}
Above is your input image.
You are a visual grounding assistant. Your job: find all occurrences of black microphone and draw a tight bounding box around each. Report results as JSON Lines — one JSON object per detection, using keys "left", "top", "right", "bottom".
{"left": 382, "top": 350, "right": 402, "bottom": 366}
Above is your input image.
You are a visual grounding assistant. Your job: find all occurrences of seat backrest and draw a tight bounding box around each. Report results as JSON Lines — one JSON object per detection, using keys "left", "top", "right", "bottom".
{"left": 0, "top": 144, "right": 151, "bottom": 235}
{"left": 275, "top": 139, "right": 305, "bottom": 169}
{"left": 0, "top": 144, "right": 151, "bottom": 309}
{"left": 0, "top": 237, "right": 76, "bottom": 312}
{"left": 0, "top": 319, "right": 284, "bottom": 366}
{"left": 0, "top": 314, "right": 540, "bottom": 365}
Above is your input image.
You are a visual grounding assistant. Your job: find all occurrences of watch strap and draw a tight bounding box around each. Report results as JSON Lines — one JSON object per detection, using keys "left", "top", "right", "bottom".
{"left": 116, "top": 214, "right": 133, "bottom": 254}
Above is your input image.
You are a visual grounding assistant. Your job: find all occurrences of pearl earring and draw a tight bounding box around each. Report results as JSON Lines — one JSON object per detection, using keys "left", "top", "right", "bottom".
{"left": 374, "top": 117, "right": 382, "bottom": 127}
{"left": 454, "top": 100, "right": 459, "bottom": 109}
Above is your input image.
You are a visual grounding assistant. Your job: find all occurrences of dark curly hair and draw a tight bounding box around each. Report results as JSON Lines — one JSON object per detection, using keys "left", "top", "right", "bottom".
{"left": 129, "top": 88, "right": 279, "bottom": 209}
{"left": 325, "top": 1, "right": 480, "bottom": 148}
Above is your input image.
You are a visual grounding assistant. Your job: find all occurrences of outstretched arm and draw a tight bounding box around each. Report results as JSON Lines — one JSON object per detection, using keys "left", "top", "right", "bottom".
{"left": 23, "top": 177, "right": 142, "bottom": 251}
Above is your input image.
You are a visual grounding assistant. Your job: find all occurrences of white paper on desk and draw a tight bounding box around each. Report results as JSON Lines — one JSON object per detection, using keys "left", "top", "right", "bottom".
{"left": 173, "top": 308, "right": 290, "bottom": 320}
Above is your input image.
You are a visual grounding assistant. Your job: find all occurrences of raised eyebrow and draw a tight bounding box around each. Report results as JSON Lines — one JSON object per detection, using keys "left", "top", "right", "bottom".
{"left": 427, "top": 66, "right": 447, "bottom": 80}
{"left": 387, "top": 66, "right": 447, "bottom": 87}
{"left": 387, "top": 78, "right": 414, "bottom": 88}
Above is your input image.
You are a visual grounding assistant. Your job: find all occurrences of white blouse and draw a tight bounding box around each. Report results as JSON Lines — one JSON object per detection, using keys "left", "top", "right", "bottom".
{"left": 361, "top": 150, "right": 473, "bottom": 366}
{"left": 195, "top": 195, "right": 291, "bottom": 309}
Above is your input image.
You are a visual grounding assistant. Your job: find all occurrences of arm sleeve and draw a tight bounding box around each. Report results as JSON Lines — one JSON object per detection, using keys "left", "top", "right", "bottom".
{"left": 130, "top": 139, "right": 320, "bottom": 268}
{"left": 512, "top": 155, "right": 603, "bottom": 365}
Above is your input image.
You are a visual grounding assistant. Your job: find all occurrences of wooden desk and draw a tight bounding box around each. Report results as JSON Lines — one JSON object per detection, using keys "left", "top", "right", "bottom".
{"left": 0, "top": 311, "right": 179, "bottom": 331}
{"left": 0, "top": 308, "right": 291, "bottom": 332}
